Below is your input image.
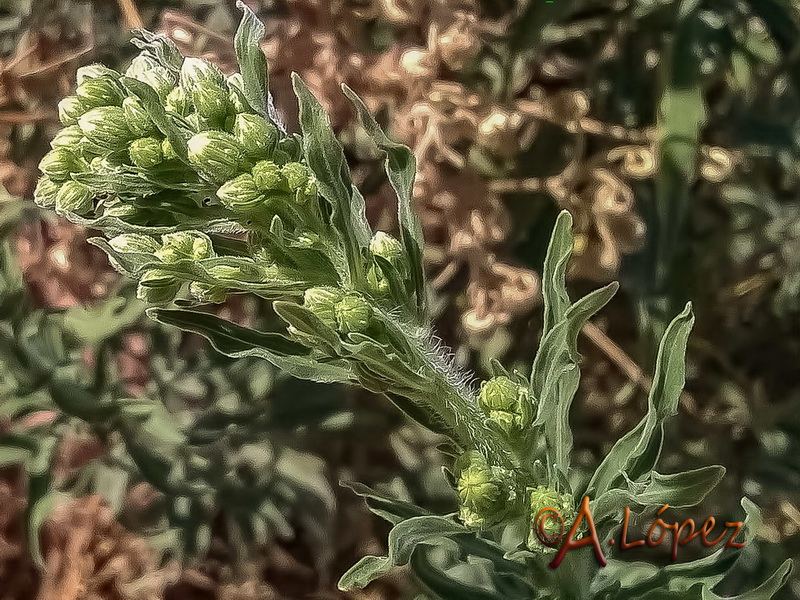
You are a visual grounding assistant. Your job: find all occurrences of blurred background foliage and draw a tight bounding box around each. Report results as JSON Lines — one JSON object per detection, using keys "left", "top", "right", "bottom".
{"left": 0, "top": 0, "right": 799, "bottom": 598}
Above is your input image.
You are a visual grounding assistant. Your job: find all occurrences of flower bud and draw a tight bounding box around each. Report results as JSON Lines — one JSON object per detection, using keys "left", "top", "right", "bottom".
{"left": 180, "top": 59, "right": 228, "bottom": 123}
{"left": 216, "top": 173, "right": 264, "bottom": 212}
{"left": 128, "top": 59, "right": 175, "bottom": 100}
{"left": 478, "top": 376, "right": 531, "bottom": 437}
{"left": 78, "top": 106, "right": 133, "bottom": 148}
{"left": 39, "top": 148, "right": 80, "bottom": 182}
{"left": 455, "top": 451, "right": 516, "bottom": 529}
{"left": 370, "top": 231, "right": 403, "bottom": 263}
{"left": 33, "top": 176, "right": 60, "bottom": 208}
{"left": 191, "top": 84, "right": 232, "bottom": 124}
{"left": 129, "top": 137, "right": 164, "bottom": 169}
{"left": 108, "top": 233, "right": 161, "bottom": 254}
{"left": 281, "top": 162, "right": 312, "bottom": 194}
{"left": 366, "top": 266, "right": 391, "bottom": 296}
{"left": 189, "top": 281, "right": 227, "bottom": 303}
{"left": 55, "top": 180, "right": 93, "bottom": 213}
{"left": 251, "top": 160, "right": 284, "bottom": 192}
{"left": 527, "top": 486, "right": 576, "bottom": 550}
{"left": 304, "top": 287, "right": 343, "bottom": 329}
{"left": 233, "top": 114, "right": 277, "bottom": 158}
{"left": 334, "top": 294, "right": 373, "bottom": 334}
{"left": 155, "top": 231, "right": 215, "bottom": 262}
{"left": 181, "top": 58, "right": 225, "bottom": 90}
{"left": 58, "top": 95, "right": 86, "bottom": 126}
{"left": 125, "top": 54, "right": 160, "bottom": 78}
{"left": 165, "top": 86, "right": 191, "bottom": 116}
{"left": 122, "top": 97, "right": 158, "bottom": 137}
{"left": 162, "top": 138, "right": 178, "bottom": 161}
{"left": 76, "top": 64, "right": 120, "bottom": 85}
{"left": 75, "top": 77, "right": 123, "bottom": 108}
{"left": 137, "top": 269, "right": 180, "bottom": 304}
{"left": 187, "top": 131, "right": 245, "bottom": 183}
{"left": 50, "top": 125, "right": 84, "bottom": 149}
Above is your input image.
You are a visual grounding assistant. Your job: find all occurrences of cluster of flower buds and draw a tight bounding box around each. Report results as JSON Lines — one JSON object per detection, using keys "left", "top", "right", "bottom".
{"left": 454, "top": 451, "right": 517, "bottom": 529}
{"left": 35, "top": 51, "right": 318, "bottom": 232}
{"left": 527, "top": 485, "right": 577, "bottom": 551}
{"left": 477, "top": 375, "right": 534, "bottom": 438}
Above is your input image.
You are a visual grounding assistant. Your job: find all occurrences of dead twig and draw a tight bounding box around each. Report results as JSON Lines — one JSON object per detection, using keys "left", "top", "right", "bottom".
{"left": 117, "top": 0, "right": 144, "bottom": 30}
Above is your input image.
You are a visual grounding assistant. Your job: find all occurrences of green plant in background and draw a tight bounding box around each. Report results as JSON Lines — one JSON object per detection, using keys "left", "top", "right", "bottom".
{"left": 0, "top": 204, "right": 339, "bottom": 580}
{"left": 31, "top": 3, "right": 793, "bottom": 598}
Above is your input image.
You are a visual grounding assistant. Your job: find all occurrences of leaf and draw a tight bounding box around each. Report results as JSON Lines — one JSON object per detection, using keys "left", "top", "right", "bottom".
{"left": 272, "top": 301, "right": 340, "bottom": 352}
{"left": 234, "top": 1, "right": 269, "bottom": 118}
{"left": 702, "top": 559, "right": 792, "bottom": 600}
{"left": 121, "top": 77, "right": 189, "bottom": 164}
{"left": 338, "top": 515, "right": 468, "bottom": 590}
{"left": 63, "top": 296, "right": 145, "bottom": 345}
{"left": 292, "top": 74, "right": 370, "bottom": 285}
{"left": 148, "top": 308, "right": 353, "bottom": 383}
{"left": 130, "top": 28, "right": 182, "bottom": 72}
{"left": 539, "top": 210, "right": 573, "bottom": 338}
{"left": 342, "top": 84, "right": 427, "bottom": 321}
{"left": 532, "top": 282, "right": 618, "bottom": 481}
{"left": 341, "top": 480, "right": 432, "bottom": 525}
{"left": 586, "top": 303, "right": 694, "bottom": 497}
{"left": 410, "top": 547, "right": 505, "bottom": 600}
{"left": 25, "top": 436, "right": 60, "bottom": 567}
{"left": 591, "top": 465, "right": 726, "bottom": 524}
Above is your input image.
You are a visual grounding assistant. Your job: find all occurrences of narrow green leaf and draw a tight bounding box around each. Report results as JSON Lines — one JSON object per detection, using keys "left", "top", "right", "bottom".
{"left": 532, "top": 282, "right": 618, "bottom": 481}
{"left": 410, "top": 547, "right": 504, "bottom": 600}
{"left": 342, "top": 84, "right": 427, "bottom": 321}
{"left": 539, "top": 210, "right": 573, "bottom": 339}
{"left": 148, "top": 307, "right": 352, "bottom": 383}
{"left": 234, "top": 1, "right": 269, "bottom": 118}
{"left": 25, "top": 436, "right": 60, "bottom": 567}
{"left": 338, "top": 515, "right": 468, "bottom": 590}
{"left": 292, "top": 74, "right": 370, "bottom": 285}
{"left": 121, "top": 77, "right": 189, "bottom": 163}
{"left": 702, "top": 559, "right": 792, "bottom": 600}
{"left": 586, "top": 302, "right": 695, "bottom": 497}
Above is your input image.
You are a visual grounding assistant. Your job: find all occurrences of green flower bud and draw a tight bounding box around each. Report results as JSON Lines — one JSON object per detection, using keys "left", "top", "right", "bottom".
{"left": 50, "top": 125, "right": 84, "bottom": 149}
{"left": 78, "top": 106, "right": 133, "bottom": 148}
{"left": 162, "top": 138, "right": 178, "bottom": 161}
{"left": 366, "top": 265, "right": 391, "bottom": 296}
{"left": 108, "top": 233, "right": 161, "bottom": 254}
{"left": 122, "top": 97, "right": 158, "bottom": 137}
{"left": 455, "top": 451, "right": 516, "bottom": 529}
{"left": 75, "top": 77, "right": 123, "bottom": 108}
{"left": 233, "top": 114, "right": 277, "bottom": 158}
{"left": 33, "top": 176, "right": 60, "bottom": 208}
{"left": 165, "top": 86, "right": 191, "bottom": 116}
{"left": 216, "top": 173, "right": 264, "bottom": 212}
{"left": 55, "top": 180, "right": 93, "bottom": 213}
{"left": 370, "top": 231, "right": 404, "bottom": 263}
{"left": 251, "top": 160, "right": 284, "bottom": 192}
{"left": 58, "top": 95, "right": 86, "bottom": 126}
{"left": 189, "top": 281, "right": 227, "bottom": 303}
{"left": 181, "top": 57, "right": 225, "bottom": 90}
{"left": 125, "top": 54, "right": 160, "bottom": 78}
{"left": 129, "top": 137, "right": 164, "bottom": 169}
{"left": 478, "top": 376, "right": 531, "bottom": 437}
{"left": 130, "top": 64, "right": 175, "bottom": 100}
{"left": 304, "top": 287, "right": 344, "bottom": 329}
{"left": 137, "top": 269, "right": 180, "bottom": 304}
{"left": 527, "top": 486, "right": 576, "bottom": 551}
{"left": 77, "top": 64, "right": 119, "bottom": 84}
{"left": 155, "top": 231, "right": 215, "bottom": 262}
{"left": 191, "top": 84, "right": 232, "bottom": 123}
{"left": 39, "top": 148, "right": 80, "bottom": 182}
{"left": 187, "top": 131, "right": 245, "bottom": 183}
{"left": 334, "top": 294, "right": 373, "bottom": 334}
